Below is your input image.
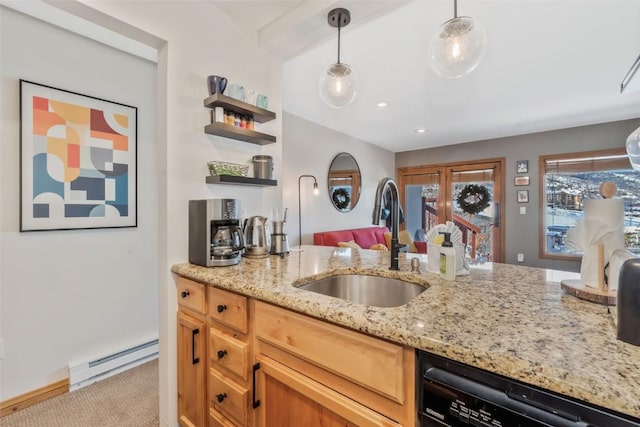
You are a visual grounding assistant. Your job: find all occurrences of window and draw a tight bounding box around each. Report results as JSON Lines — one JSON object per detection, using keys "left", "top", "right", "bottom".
{"left": 540, "top": 148, "right": 640, "bottom": 259}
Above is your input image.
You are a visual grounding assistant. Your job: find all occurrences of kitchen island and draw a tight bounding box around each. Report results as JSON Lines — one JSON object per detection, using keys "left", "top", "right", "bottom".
{"left": 172, "top": 245, "right": 640, "bottom": 421}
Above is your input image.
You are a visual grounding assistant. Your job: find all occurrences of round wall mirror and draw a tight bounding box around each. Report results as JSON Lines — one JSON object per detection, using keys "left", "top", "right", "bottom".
{"left": 328, "top": 152, "right": 361, "bottom": 212}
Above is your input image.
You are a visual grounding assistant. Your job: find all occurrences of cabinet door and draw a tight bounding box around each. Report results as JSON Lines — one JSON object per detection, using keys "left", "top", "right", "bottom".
{"left": 254, "top": 357, "right": 401, "bottom": 427}
{"left": 178, "top": 311, "right": 207, "bottom": 427}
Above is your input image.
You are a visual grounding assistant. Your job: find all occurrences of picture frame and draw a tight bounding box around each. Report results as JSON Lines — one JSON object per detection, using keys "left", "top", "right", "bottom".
{"left": 516, "top": 160, "right": 528, "bottom": 174}
{"left": 517, "top": 190, "right": 529, "bottom": 203}
{"left": 514, "top": 176, "right": 530, "bottom": 186}
{"left": 20, "top": 80, "right": 137, "bottom": 231}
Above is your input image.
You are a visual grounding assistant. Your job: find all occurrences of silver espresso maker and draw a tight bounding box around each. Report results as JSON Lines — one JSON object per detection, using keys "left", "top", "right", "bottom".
{"left": 189, "top": 199, "right": 244, "bottom": 267}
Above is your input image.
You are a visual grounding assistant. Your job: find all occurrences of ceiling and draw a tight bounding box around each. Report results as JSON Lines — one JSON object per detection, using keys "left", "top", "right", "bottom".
{"left": 216, "top": 0, "right": 640, "bottom": 153}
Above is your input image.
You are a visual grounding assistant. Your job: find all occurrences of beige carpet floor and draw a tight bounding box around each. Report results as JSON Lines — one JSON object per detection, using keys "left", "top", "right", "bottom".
{"left": 2, "top": 359, "right": 159, "bottom": 427}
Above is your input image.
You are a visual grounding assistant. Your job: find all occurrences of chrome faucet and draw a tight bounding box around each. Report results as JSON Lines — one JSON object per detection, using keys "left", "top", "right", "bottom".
{"left": 372, "top": 177, "right": 405, "bottom": 270}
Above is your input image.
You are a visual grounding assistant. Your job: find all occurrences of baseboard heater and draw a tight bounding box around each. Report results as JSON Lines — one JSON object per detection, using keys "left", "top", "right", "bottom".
{"left": 68, "top": 339, "right": 158, "bottom": 391}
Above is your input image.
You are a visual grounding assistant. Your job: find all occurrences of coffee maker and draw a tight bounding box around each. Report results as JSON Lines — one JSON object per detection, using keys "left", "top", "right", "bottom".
{"left": 189, "top": 199, "right": 244, "bottom": 267}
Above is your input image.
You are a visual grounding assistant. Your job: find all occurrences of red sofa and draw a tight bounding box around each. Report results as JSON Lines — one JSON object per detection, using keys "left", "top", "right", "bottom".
{"left": 313, "top": 226, "right": 427, "bottom": 253}
{"left": 313, "top": 226, "right": 389, "bottom": 249}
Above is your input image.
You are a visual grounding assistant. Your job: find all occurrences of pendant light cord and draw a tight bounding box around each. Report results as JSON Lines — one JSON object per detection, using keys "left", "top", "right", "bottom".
{"left": 454, "top": 0, "right": 458, "bottom": 18}
{"left": 337, "top": 13, "right": 342, "bottom": 64}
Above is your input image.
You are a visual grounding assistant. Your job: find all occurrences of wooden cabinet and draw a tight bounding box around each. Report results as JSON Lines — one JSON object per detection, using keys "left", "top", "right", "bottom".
{"left": 177, "top": 278, "right": 207, "bottom": 427}
{"left": 208, "top": 286, "right": 252, "bottom": 426}
{"left": 255, "top": 356, "right": 400, "bottom": 427}
{"left": 252, "top": 300, "right": 415, "bottom": 426}
{"left": 176, "top": 276, "right": 415, "bottom": 427}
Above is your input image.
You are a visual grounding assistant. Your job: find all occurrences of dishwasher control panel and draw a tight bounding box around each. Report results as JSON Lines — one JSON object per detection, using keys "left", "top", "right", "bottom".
{"left": 418, "top": 351, "right": 640, "bottom": 427}
{"left": 421, "top": 379, "right": 548, "bottom": 427}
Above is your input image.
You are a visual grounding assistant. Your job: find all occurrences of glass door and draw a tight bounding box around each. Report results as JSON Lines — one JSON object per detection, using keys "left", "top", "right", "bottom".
{"left": 398, "top": 160, "right": 504, "bottom": 262}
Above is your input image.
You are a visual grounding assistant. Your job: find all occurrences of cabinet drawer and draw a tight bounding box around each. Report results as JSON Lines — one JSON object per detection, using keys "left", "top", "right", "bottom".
{"left": 254, "top": 301, "right": 405, "bottom": 403}
{"left": 210, "top": 368, "right": 248, "bottom": 426}
{"left": 210, "top": 328, "right": 250, "bottom": 381}
{"left": 208, "top": 287, "right": 248, "bottom": 333}
{"left": 177, "top": 277, "right": 206, "bottom": 315}
{"left": 209, "top": 408, "right": 236, "bottom": 427}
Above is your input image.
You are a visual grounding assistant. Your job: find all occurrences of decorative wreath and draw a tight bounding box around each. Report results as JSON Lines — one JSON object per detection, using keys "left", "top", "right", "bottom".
{"left": 331, "top": 188, "right": 351, "bottom": 210}
{"left": 456, "top": 184, "right": 491, "bottom": 215}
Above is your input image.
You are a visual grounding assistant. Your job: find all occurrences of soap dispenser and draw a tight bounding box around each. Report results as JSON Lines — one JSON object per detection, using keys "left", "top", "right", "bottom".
{"left": 617, "top": 258, "right": 640, "bottom": 346}
{"left": 439, "top": 232, "right": 456, "bottom": 281}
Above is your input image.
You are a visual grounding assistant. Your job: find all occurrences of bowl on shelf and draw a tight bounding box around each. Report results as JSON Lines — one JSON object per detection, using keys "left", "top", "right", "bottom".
{"left": 207, "top": 161, "right": 249, "bottom": 177}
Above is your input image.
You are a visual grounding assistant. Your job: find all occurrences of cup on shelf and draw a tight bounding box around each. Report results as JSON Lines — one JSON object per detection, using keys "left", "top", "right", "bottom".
{"left": 207, "top": 75, "right": 228, "bottom": 95}
{"left": 227, "top": 84, "right": 246, "bottom": 101}
{"left": 256, "top": 94, "right": 268, "bottom": 109}
{"left": 246, "top": 91, "right": 257, "bottom": 106}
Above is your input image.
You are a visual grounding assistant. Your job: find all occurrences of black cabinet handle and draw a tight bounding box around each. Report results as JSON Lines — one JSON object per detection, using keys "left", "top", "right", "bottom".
{"left": 181, "top": 290, "right": 190, "bottom": 298}
{"left": 216, "top": 393, "right": 227, "bottom": 403}
{"left": 217, "top": 304, "right": 227, "bottom": 313}
{"left": 217, "top": 350, "right": 227, "bottom": 359}
{"left": 191, "top": 328, "right": 200, "bottom": 365}
{"left": 252, "top": 363, "right": 261, "bottom": 409}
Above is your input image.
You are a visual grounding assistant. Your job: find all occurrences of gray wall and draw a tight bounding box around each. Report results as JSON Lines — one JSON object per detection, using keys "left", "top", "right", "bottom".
{"left": 283, "top": 113, "right": 395, "bottom": 245}
{"left": 396, "top": 119, "right": 640, "bottom": 271}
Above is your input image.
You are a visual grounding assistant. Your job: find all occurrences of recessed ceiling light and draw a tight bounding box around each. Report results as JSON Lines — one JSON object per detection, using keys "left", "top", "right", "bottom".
{"left": 376, "top": 101, "right": 389, "bottom": 108}
{"left": 415, "top": 128, "right": 427, "bottom": 133}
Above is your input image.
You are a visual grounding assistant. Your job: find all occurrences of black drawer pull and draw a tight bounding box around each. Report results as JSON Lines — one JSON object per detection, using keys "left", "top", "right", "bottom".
{"left": 191, "top": 328, "right": 200, "bottom": 365}
{"left": 216, "top": 393, "right": 227, "bottom": 403}
{"left": 252, "top": 363, "right": 261, "bottom": 409}
{"left": 217, "top": 350, "right": 227, "bottom": 359}
{"left": 217, "top": 304, "right": 227, "bottom": 313}
{"left": 181, "top": 290, "right": 190, "bottom": 298}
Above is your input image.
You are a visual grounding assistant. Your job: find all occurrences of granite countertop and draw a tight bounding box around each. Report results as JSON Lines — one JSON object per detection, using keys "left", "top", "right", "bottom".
{"left": 171, "top": 245, "right": 640, "bottom": 420}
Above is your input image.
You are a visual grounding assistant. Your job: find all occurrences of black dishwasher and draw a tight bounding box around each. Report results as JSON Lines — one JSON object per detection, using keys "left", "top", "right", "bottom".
{"left": 418, "top": 351, "right": 640, "bottom": 427}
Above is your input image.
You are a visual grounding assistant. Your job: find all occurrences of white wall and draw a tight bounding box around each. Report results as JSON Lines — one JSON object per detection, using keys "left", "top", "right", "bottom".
{"left": 1, "top": 0, "right": 282, "bottom": 426}
{"left": 283, "top": 113, "right": 395, "bottom": 245}
{"left": 74, "top": 2, "right": 283, "bottom": 426}
{"left": 0, "top": 6, "right": 158, "bottom": 399}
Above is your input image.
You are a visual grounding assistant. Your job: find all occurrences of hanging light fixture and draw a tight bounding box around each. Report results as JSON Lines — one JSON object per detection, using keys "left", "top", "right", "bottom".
{"left": 626, "top": 125, "right": 640, "bottom": 171}
{"left": 428, "top": 0, "right": 487, "bottom": 79}
{"left": 319, "top": 8, "right": 359, "bottom": 108}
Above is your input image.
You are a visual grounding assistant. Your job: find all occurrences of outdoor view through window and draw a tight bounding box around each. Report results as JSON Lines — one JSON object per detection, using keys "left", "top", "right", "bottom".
{"left": 543, "top": 150, "right": 640, "bottom": 257}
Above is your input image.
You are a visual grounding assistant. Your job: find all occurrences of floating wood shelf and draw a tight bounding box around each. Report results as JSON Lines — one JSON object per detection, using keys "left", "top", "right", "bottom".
{"left": 206, "top": 175, "right": 277, "bottom": 187}
{"left": 204, "top": 122, "right": 276, "bottom": 145}
{"left": 203, "top": 93, "right": 276, "bottom": 123}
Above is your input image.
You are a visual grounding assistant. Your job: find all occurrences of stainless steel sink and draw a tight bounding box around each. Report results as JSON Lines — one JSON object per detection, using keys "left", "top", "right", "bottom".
{"left": 296, "top": 274, "right": 427, "bottom": 307}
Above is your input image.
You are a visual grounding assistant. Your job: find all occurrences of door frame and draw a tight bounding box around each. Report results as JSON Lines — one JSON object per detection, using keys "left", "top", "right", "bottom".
{"left": 397, "top": 157, "right": 506, "bottom": 263}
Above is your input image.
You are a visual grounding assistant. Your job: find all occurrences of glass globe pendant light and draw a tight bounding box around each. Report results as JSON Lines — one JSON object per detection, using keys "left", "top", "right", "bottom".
{"left": 319, "top": 8, "right": 359, "bottom": 108}
{"left": 428, "top": 0, "right": 487, "bottom": 79}
{"left": 626, "top": 125, "right": 640, "bottom": 171}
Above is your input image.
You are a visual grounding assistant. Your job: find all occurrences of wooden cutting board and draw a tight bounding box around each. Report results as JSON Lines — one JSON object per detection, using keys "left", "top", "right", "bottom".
{"left": 561, "top": 279, "right": 617, "bottom": 305}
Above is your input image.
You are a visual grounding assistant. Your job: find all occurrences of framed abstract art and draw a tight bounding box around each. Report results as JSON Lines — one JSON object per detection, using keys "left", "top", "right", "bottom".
{"left": 20, "top": 80, "right": 137, "bottom": 231}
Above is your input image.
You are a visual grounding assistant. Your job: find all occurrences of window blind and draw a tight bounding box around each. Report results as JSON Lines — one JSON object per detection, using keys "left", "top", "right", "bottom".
{"left": 544, "top": 153, "right": 630, "bottom": 173}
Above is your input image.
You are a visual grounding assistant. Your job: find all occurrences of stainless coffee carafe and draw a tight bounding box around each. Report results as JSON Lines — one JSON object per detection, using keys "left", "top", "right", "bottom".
{"left": 243, "top": 216, "right": 270, "bottom": 257}
{"left": 211, "top": 225, "right": 244, "bottom": 258}
{"left": 189, "top": 199, "right": 244, "bottom": 267}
